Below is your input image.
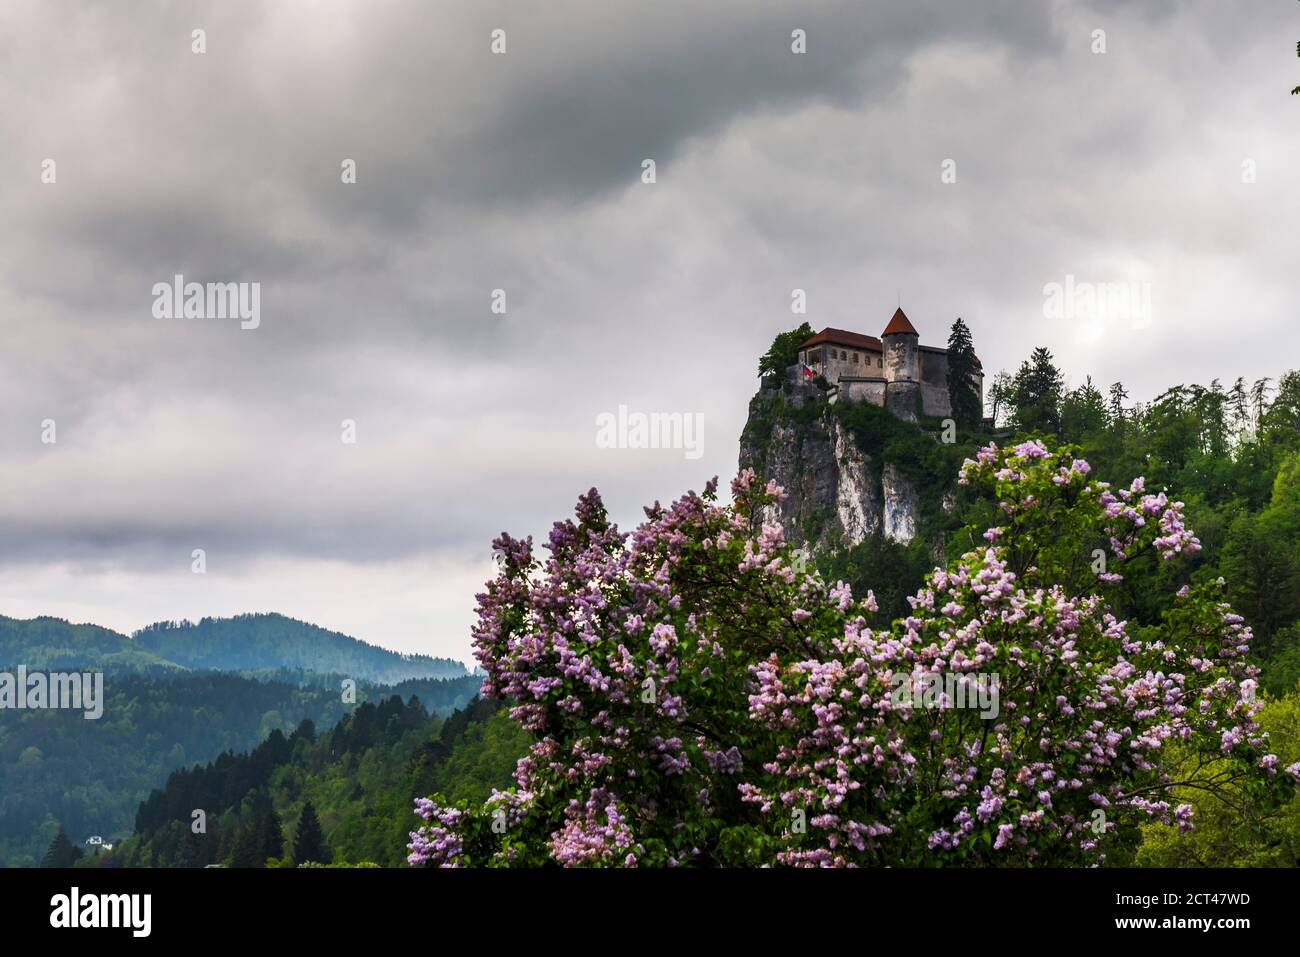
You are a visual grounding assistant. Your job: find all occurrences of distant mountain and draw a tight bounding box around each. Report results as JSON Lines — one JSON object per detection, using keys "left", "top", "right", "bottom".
{"left": 131, "top": 613, "right": 468, "bottom": 684}
{"left": 0, "top": 615, "right": 180, "bottom": 674}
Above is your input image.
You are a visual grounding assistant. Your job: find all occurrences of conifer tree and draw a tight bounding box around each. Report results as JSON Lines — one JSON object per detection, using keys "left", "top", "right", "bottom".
{"left": 1011, "top": 347, "right": 1064, "bottom": 433}
{"left": 230, "top": 819, "right": 263, "bottom": 868}
{"left": 945, "top": 317, "right": 982, "bottom": 428}
{"left": 1108, "top": 381, "right": 1129, "bottom": 421}
{"left": 1061, "top": 376, "right": 1108, "bottom": 440}
{"left": 177, "top": 827, "right": 206, "bottom": 868}
{"left": 293, "top": 801, "right": 329, "bottom": 865}
{"left": 258, "top": 805, "right": 285, "bottom": 862}
{"left": 41, "top": 827, "right": 82, "bottom": 868}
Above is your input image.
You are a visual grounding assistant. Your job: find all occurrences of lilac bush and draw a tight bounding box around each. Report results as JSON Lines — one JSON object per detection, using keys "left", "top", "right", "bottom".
{"left": 409, "top": 441, "right": 1299, "bottom": 867}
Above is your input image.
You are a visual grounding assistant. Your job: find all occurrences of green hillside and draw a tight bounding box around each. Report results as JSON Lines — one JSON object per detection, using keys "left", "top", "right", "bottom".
{"left": 0, "top": 615, "right": 179, "bottom": 674}
{"left": 132, "top": 613, "right": 467, "bottom": 684}
{"left": 109, "top": 694, "right": 527, "bottom": 868}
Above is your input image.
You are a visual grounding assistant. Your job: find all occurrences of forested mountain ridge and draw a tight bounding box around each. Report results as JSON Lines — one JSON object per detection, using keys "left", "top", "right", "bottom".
{"left": 132, "top": 613, "right": 467, "bottom": 683}
{"left": 2, "top": 611, "right": 469, "bottom": 684}
{"left": 0, "top": 615, "right": 180, "bottom": 674}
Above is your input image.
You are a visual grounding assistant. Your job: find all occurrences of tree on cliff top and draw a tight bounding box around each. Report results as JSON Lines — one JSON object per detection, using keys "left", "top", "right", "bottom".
{"left": 1011, "top": 347, "right": 1064, "bottom": 434}
{"left": 757, "top": 322, "right": 814, "bottom": 378}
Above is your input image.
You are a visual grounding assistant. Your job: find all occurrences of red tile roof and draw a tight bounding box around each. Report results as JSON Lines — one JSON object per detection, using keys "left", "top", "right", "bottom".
{"left": 798, "top": 327, "right": 883, "bottom": 352}
{"left": 881, "top": 307, "right": 918, "bottom": 337}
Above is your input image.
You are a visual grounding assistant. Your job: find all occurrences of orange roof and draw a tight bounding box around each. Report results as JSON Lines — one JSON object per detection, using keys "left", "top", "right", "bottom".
{"left": 799, "top": 327, "right": 883, "bottom": 352}
{"left": 881, "top": 307, "right": 918, "bottom": 337}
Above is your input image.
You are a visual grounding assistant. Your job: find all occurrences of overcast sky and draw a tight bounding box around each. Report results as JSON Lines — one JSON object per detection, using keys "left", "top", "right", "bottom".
{"left": 0, "top": 0, "right": 1295, "bottom": 663}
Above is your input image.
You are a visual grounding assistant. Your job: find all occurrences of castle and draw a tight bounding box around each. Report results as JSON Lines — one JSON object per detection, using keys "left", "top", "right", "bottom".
{"left": 795, "top": 308, "right": 982, "bottom": 421}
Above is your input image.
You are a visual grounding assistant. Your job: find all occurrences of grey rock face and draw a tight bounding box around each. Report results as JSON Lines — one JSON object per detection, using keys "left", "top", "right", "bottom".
{"left": 882, "top": 463, "right": 918, "bottom": 544}
{"left": 739, "top": 384, "right": 924, "bottom": 550}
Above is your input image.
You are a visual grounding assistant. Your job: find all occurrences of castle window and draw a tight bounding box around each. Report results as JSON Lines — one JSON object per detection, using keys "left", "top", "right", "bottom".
{"left": 840, "top": 350, "right": 847, "bottom": 360}
{"left": 852, "top": 352, "right": 859, "bottom": 363}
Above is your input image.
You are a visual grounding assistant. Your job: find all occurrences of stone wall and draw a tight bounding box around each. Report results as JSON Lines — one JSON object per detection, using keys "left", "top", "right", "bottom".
{"left": 919, "top": 347, "right": 949, "bottom": 388}
{"left": 839, "top": 378, "right": 886, "bottom": 406}
{"left": 885, "top": 380, "right": 920, "bottom": 421}
{"left": 917, "top": 347, "right": 984, "bottom": 419}
{"left": 917, "top": 349, "right": 948, "bottom": 416}
{"left": 921, "top": 382, "right": 951, "bottom": 417}
{"left": 802, "top": 344, "right": 883, "bottom": 383}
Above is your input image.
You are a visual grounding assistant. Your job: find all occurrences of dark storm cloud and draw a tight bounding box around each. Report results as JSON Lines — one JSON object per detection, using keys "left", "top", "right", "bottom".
{"left": 434, "top": 1, "right": 1057, "bottom": 207}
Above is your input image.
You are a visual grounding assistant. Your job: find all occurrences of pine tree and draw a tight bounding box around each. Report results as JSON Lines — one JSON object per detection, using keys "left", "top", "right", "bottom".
{"left": 293, "top": 801, "right": 329, "bottom": 865}
{"left": 944, "top": 317, "right": 982, "bottom": 429}
{"left": 1108, "top": 382, "right": 1129, "bottom": 421}
{"left": 258, "top": 805, "right": 285, "bottom": 862}
{"left": 1229, "top": 377, "right": 1249, "bottom": 437}
{"left": 41, "top": 828, "right": 82, "bottom": 868}
{"left": 1251, "top": 377, "right": 1273, "bottom": 432}
{"left": 230, "top": 818, "right": 263, "bottom": 868}
{"left": 1061, "top": 376, "right": 1108, "bottom": 440}
{"left": 1011, "top": 347, "right": 1064, "bottom": 433}
{"left": 177, "top": 827, "right": 206, "bottom": 868}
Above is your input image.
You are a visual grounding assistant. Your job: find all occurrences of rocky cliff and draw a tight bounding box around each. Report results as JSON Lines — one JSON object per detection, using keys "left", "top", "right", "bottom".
{"left": 737, "top": 377, "right": 959, "bottom": 554}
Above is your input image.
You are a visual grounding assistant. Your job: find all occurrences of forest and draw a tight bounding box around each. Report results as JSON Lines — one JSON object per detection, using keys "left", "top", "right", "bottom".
{"left": 104, "top": 695, "right": 526, "bottom": 868}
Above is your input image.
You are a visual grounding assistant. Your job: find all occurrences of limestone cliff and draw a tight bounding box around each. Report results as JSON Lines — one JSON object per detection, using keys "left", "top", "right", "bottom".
{"left": 738, "top": 376, "right": 955, "bottom": 554}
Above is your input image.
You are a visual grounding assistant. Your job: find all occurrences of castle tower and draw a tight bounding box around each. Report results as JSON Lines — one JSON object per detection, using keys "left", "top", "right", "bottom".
{"left": 881, "top": 307, "right": 919, "bottom": 381}
{"left": 881, "top": 308, "right": 920, "bottom": 420}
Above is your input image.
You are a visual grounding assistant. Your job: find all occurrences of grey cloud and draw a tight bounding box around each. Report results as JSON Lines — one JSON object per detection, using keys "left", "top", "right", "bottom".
{"left": 0, "top": 0, "right": 1294, "bottom": 654}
